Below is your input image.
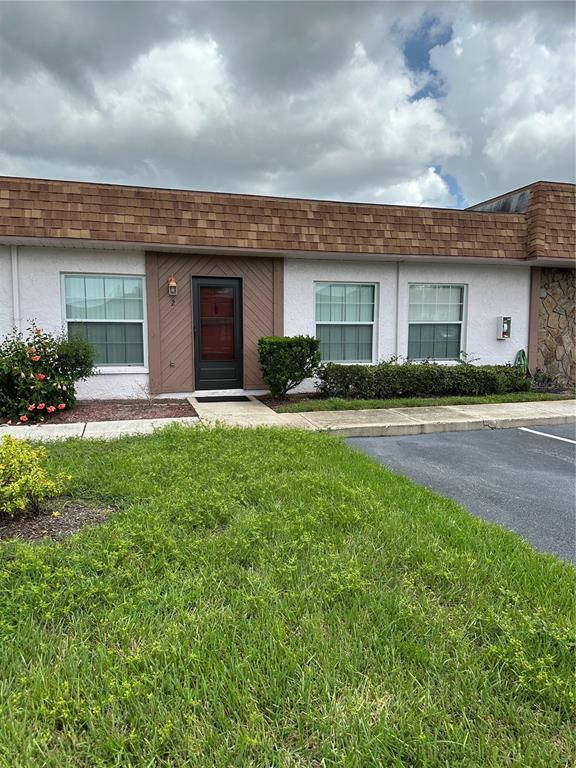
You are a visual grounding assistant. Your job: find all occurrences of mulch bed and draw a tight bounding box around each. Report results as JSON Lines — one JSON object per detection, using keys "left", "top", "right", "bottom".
{"left": 0, "top": 498, "right": 113, "bottom": 542}
{"left": 256, "top": 393, "right": 321, "bottom": 411}
{"left": 1, "top": 398, "right": 197, "bottom": 425}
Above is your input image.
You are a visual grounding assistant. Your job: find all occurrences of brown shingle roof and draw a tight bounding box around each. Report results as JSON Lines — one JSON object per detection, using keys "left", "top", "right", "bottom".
{"left": 525, "top": 182, "right": 576, "bottom": 261}
{"left": 0, "top": 176, "right": 573, "bottom": 261}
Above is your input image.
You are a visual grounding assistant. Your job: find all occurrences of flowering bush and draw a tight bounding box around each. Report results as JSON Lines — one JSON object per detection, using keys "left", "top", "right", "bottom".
{"left": 0, "top": 435, "right": 68, "bottom": 516}
{"left": 0, "top": 324, "right": 96, "bottom": 423}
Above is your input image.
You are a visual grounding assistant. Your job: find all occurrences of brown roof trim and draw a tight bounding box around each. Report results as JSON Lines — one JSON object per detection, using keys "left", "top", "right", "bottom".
{"left": 0, "top": 175, "right": 573, "bottom": 261}
{"left": 0, "top": 173, "right": 537, "bottom": 217}
{"left": 0, "top": 234, "right": 534, "bottom": 264}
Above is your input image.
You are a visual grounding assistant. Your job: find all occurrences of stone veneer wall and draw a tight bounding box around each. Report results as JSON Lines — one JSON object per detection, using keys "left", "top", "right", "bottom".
{"left": 537, "top": 268, "right": 575, "bottom": 387}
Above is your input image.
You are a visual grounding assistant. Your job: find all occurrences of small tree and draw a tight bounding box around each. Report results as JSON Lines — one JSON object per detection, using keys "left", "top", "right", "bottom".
{"left": 258, "top": 336, "right": 321, "bottom": 399}
{"left": 0, "top": 324, "right": 96, "bottom": 423}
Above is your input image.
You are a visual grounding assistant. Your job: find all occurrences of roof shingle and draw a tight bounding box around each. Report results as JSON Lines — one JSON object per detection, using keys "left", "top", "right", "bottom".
{"left": 0, "top": 176, "right": 574, "bottom": 261}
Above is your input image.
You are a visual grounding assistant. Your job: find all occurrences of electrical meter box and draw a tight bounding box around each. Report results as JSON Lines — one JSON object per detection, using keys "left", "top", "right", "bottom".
{"left": 496, "top": 316, "right": 512, "bottom": 340}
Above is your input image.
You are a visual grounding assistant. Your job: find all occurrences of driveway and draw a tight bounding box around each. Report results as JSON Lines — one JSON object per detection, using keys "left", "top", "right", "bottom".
{"left": 348, "top": 423, "right": 576, "bottom": 562}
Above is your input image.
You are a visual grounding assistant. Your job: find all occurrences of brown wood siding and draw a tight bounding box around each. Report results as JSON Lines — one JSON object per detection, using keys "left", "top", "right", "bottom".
{"left": 147, "top": 252, "right": 283, "bottom": 393}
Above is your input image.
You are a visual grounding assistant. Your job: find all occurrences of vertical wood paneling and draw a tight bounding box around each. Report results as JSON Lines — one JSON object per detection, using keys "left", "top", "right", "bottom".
{"left": 273, "top": 258, "right": 284, "bottom": 336}
{"left": 146, "top": 253, "right": 284, "bottom": 392}
{"left": 145, "top": 252, "right": 162, "bottom": 394}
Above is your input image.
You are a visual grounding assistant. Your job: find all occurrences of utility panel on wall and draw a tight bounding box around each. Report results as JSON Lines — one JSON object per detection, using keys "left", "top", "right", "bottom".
{"left": 496, "top": 316, "right": 512, "bottom": 340}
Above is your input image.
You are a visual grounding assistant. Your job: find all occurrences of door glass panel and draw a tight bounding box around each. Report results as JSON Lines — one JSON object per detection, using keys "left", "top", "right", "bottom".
{"left": 200, "top": 286, "right": 235, "bottom": 361}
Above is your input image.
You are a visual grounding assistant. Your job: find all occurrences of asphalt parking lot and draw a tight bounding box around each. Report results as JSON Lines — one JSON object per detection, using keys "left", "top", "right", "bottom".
{"left": 348, "top": 423, "right": 576, "bottom": 562}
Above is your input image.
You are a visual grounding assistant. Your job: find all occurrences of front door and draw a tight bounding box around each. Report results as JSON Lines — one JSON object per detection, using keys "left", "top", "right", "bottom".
{"left": 193, "top": 277, "right": 243, "bottom": 390}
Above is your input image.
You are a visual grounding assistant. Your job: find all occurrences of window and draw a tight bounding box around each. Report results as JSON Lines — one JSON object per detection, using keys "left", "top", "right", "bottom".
{"left": 408, "top": 283, "right": 465, "bottom": 360}
{"left": 64, "top": 275, "right": 145, "bottom": 366}
{"left": 315, "top": 283, "right": 376, "bottom": 362}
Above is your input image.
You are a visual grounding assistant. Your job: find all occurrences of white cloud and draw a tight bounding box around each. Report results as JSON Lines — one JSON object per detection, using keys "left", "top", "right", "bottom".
{"left": 0, "top": 23, "right": 466, "bottom": 205}
{"left": 430, "top": 6, "right": 576, "bottom": 202}
{"left": 0, "top": 2, "right": 573, "bottom": 207}
{"left": 372, "top": 167, "right": 454, "bottom": 206}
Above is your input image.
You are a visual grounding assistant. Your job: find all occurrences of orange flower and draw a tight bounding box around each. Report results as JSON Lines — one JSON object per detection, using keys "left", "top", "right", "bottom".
{"left": 47, "top": 405, "right": 56, "bottom": 413}
{"left": 57, "top": 403, "right": 66, "bottom": 410}
{"left": 37, "top": 403, "right": 45, "bottom": 410}
{"left": 28, "top": 404, "right": 35, "bottom": 411}
{"left": 19, "top": 415, "right": 28, "bottom": 422}
{"left": 34, "top": 328, "right": 42, "bottom": 336}
{"left": 31, "top": 355, "right": 41, "bottom": 362}
{"left": 35, "top": 373, "right": 46, "bottom": 381}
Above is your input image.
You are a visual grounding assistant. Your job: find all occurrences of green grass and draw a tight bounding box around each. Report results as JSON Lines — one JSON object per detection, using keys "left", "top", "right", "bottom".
{"left": 276, "top": 391, "right": 574, "bottom": 413}
{"left": 0, "top": 426, "right": 574, "bottom": 767}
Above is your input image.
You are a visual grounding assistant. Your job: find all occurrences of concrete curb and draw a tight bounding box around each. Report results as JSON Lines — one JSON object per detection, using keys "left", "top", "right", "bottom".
{"left": 323, "top": 413, "right": 576, "bottom": 438}
{"left": 1, "top": 401, "right": 573, "bottom": 442}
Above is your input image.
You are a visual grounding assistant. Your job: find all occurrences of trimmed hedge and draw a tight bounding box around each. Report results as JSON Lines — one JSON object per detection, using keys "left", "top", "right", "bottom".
{"left": 258, "top": 335, "right": 321, "bottom": 398}
{"left": 317, "top": 361, "right": 531, "bottom": 399}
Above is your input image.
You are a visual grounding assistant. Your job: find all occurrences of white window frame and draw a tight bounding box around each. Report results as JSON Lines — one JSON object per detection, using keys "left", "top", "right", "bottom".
{"left": 407, "top": 282, "right": 467, "bottom": 362}
{"left": 314, "top": 281, "right": 378, "bottom": 364}
{"left": 61, "top": 272, "right": 148, "bottom": 371}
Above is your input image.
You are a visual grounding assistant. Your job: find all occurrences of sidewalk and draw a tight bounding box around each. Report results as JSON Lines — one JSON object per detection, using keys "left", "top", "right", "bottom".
{"left": 1, "top": 399, "right": 574, "bottom": 442}
{"left": 190, "top": 396, "right": 576, "bottom": 437}
{"left": 0, "top": 416, "right": 199, "bottom": 441}
{"left": 296, "top": 399, "right": 576, "bottom": 437}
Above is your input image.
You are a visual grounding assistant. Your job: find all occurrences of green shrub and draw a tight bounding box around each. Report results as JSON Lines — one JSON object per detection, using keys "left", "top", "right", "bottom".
{"left": 0, "top": 435, "right": 68, "bottom": 516}
{"left": 0, "top": 324, "right": 96, "bottom": 423}
{"left": 258, "top": 336, "right": 321, "bottom": 398}
{"left": 318, "top": 361, "right": 531, "bottom": 399}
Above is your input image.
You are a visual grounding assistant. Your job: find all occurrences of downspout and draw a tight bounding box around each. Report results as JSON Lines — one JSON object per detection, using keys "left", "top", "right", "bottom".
{"left": 394, "top": 261, "right": 400, "bottom": 358}
{"left": 10, "top": 245, "right": 21, "bottom": 331}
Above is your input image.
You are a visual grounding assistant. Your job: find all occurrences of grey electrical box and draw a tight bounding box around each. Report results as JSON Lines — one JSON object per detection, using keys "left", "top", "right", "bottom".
{"left": 496, "top": 316, "right": 512, "bottom": 340}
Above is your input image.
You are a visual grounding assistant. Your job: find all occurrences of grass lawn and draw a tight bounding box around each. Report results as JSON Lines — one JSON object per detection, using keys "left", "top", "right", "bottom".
{"left": 275, "top": 391, "right": 574, "bottom": 413}
{"left": 0, "top": 426, "right": 574, "bottom": 767}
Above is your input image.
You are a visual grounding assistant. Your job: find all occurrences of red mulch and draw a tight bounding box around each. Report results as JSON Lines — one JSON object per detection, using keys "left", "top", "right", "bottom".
{"left": 256, "top": 393, "right": 321, "bottom": 411}
{"left": 1, "top": 399, "right": 197, "bottom": 425}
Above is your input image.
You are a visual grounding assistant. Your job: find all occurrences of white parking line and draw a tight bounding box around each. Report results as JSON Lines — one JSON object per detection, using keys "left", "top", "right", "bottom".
{"left": 518, "top": 427, "right": 576, "bottom": 445}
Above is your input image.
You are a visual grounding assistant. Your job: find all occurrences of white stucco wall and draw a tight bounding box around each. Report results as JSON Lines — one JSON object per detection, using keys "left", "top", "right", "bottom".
{"left": 398, "top": 262, "right": 531, "bottom": 364}
{"left": 1, "top": 246, "right": 149, "bottom": 399}
{"left": 1, "top": 246, "right": 533, "bottom": 400}
{"left": 284, "top": 258, "right": 531, "bottom": 391}
{"left": 284, "top": 259, "right": 399, "bottom": 361}
{"left": 0, "top": 246, "right": 13, "bottom": 335}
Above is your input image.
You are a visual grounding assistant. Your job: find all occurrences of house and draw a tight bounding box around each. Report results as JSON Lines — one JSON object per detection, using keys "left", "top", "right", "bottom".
{"left": 0, "top": 176, "right": 574, "bottom": 398}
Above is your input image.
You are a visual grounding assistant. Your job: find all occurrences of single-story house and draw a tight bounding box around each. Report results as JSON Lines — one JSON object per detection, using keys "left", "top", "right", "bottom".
{"left": 0, "top": 176, "right": 574, "bottom": 398}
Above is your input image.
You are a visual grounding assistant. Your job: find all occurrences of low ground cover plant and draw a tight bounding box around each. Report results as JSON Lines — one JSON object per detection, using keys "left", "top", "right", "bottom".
{"left": 258, "top": 335, "right": 321, "bottom": 397}
{"left": 0, "top": 324, "right": 95, "bottom": 423}
{"left": 318, "top": 359, "right": 531, "bottom": 400}
{"left": 0, "top": 435, "right": 67, "bottom": 516}
{"left": 275, "top": 391, "right": 574, "bottom": 413}
{"left": 0, "top": 426, "right": 573, "bottom": 766}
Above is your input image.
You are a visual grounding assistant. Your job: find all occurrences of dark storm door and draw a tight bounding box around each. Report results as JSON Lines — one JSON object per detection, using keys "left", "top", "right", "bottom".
{"left": 193, "top": 277, "right": 243, "bottom": 390}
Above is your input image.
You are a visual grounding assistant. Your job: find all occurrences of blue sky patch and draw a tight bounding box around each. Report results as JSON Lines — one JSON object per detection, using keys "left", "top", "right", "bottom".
{"left": 403, "top": 15, "right": 452, "bottom": 101}
{"left": 436, "top": 166, "right": 467, "bottom": 208}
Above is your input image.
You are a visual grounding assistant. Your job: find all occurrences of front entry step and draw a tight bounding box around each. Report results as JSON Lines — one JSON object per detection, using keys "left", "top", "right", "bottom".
{"left": 188, "top": 394, "right": 315, "bottom": 430}
{"left": 195, "top": 395, "right": 252, "bottom": 403}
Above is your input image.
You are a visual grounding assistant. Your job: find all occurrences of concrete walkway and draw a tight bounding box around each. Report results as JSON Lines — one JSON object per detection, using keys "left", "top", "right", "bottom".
{"left": 189, "top": 396, "right": 575, "bottom": 437}
{"left": 189, "top": 395, "right": 316, "bottom": 430}
{"left": 0, "top": 416, "right": 199, "bottom": 441}
{"left": 299, "top": 399, "right": 576, "bottom": 437}
{"left": 1, "top": 398, "right": 573, "bottom": 442}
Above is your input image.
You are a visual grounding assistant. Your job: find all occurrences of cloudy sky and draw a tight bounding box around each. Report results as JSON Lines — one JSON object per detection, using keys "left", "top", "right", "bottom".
{"left": 0, "top": 1, "right": 574, "bottom": 207}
